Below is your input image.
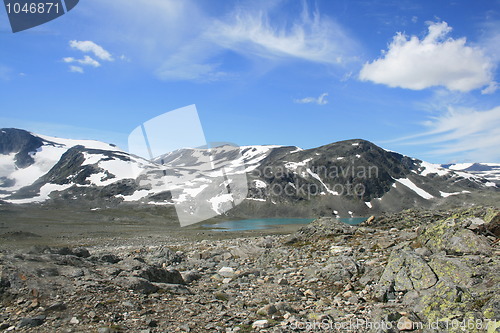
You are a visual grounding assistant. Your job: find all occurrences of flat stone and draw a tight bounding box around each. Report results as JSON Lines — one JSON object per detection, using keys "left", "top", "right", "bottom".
{"left": 252, "top": 319, "right": 269, "bottom": 329}
{"left": 218, "top": 267, "right": 235, "bottom": 278}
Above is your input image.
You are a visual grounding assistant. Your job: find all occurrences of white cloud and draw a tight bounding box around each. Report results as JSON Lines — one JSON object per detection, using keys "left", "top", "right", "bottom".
{"left": 207, "top": 4, "right": 357, "bottom": 65}
{"left": 69, "top": 40, "right": 113, "bottom": 61}
{"left": 63, "top": 55, "right": 101, "bottom": 67}
{"left": 359, "top": 21, "right": 496, "bottom": 92}
{"left": 294, "top": 92, "right": 328, "bottom": 105}
{"left": 64, "top": 40, "right": 112, "bottom": 73}
{"left": 69, "top": 66, "right": 84, "bottom": 74}
{"left": 79, "top": 55, "right": 100, "bottom": 67}
{"left": 481, "top": 81, "right": 498, "bottom": 95}
{"left": 393, "top": 106, "right": 500, "bottom": 161}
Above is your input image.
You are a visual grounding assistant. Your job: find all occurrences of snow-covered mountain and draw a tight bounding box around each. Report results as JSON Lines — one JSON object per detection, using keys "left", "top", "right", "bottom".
{"left": 442, "top": 163, "right": 500, "bottom": 185}
{"left": 0, "top": 128, "right": 498, "bottom": 221}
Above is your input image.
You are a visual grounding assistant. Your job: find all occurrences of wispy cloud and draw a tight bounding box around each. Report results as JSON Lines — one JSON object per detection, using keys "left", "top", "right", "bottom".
{"left": 63, "top": 55, "right": 101, "bottom": 67}
{"left": 207, "top": 4, "right": 357, "bottom": 65}
{"left": 360, "top": 21, "right": 496, "bottom": 93}
{"left": 85, "top": 0, "right": 359, "bottom": 82}
{"left": 294, "top": 92, "right": 328, "bottom": 105}
{"left": 69, "top": 40, "right": 113, "bottom": 61}
{"left": 69, "top": 65, "right": 84, "bottom": 74}
{"left": 391, "top": 105, "right": 500, "bottom": 162}
{"left": 63, "top": 40, "right": 113, "bottom": 73}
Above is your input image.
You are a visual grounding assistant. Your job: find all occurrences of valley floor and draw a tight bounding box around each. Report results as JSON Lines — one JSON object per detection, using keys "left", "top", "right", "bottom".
{"left": 0, "top": 206, "right": 499, "bottom": 332}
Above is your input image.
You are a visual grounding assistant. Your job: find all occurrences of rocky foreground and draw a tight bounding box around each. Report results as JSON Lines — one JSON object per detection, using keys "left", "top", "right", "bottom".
{"left": 1, "top": 207, "right": 499, "bottom": 332}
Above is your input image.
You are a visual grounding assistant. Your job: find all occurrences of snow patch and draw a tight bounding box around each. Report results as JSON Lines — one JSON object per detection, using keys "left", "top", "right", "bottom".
{"left": 208, "top": 193, "right": 234, "bottom": 214}
{"left": 5, "top": 183, "right": 72, "bottom": 204}
{"left": 306, "top": 168, "right": 339, "bottom": 195}
{"left": 365, "top": 202, "right": 372, "bottom": 208}
{"left": 284, "top": 158, "right": 313, "bottom": 170}
{"left": 289, "top": 147, "right": 303, "bottom": 154}
{"left": 117, "top": 190, "right": 150, "bottom": 202}
{"left": 440, "top": 190, "right": 470, "bottom": 198}
{"left": 396, "top": 178, "right": 434, "bottom": 200}
{"left": 36, "top": 133, "right": 123, "bottom": 152}
{"left": 419, "top": 161, "right": 449, "bottom": 176}
{"left": 448, "top": 163, "right": 474, "bottom": 170}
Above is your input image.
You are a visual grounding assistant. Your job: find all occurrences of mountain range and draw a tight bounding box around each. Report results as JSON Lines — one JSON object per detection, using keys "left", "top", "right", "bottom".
{"left": 1, "top": 128, "right": 498, "bottom": 222}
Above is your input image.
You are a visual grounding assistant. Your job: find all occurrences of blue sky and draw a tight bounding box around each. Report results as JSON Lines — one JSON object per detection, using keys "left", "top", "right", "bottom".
{"left": 0, "top": 0, "right": 499, "bottom": 163}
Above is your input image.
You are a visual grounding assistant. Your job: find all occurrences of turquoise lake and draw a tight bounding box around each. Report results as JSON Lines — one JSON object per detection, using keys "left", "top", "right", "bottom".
{"left": 203, "top": 217, "right": 367, "bottom": 232}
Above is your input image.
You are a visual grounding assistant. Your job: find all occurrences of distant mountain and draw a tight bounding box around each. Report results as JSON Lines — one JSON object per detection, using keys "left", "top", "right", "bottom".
{"left": 0, "top": 128, "right": 498, "bottom": 221}
{"left": 442, "top": 163, "right": 500, "bottom": 185}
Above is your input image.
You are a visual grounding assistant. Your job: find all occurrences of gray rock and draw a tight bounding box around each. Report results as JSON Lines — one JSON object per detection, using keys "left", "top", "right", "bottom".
{"left": 44, "top": 302, "right": 67, "bottom": 312}
{"left": 414, "top": 247, "right": 432, "bottom": 257}
{"left": 181, "top": 270, "right": 202, "bottom": 284}
{"left": 72, "top": 247, "right": 91, "bottom": 258}
{"left": 100, "top": 254, "right": 121, "bottom": 264}
{"left": 153, "top": 283, "right": 191, "bottom": 295}
{"left": 115, "top": 277, "right": 159, "bottom": 294}
{"left": 287, "top": 217, "right": 355, "bottom": 243}
{"left": 317, "top": 255, "right": 361, "bottom": 283}
{"left": 60, "top": 267, "right": 85, "bottom": 278}
{"left": 136, "top": 267, "right": 185, "bottom": 284}
{"left": 446, "top": 229, "right": 492, "bottom": 255}
{"left": 218, "top": 267, "right": 235, "bottom": 278}
{"left": 376, "top": 248, "right": 437, "bottom": 301}
{"left": 275, "top": 302, "right": 295, "bottom": 313}
{"left": 17, "top": 315, "right": 46, "bottom": 328}
{"left": 418, "top": 215, "right": 493, "bottom": 255}
{"left": 252, "top": 319, "right": 269, "bottom": 329}
{"left": 257, "top": 304, "right": 278, "bottom": 316}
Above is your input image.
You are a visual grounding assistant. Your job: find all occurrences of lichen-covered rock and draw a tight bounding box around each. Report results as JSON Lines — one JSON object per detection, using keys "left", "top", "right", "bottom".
{"left": 428, "top": 256, "right": 481, "bottom": 288}
{"left": 482, "top": 207, "right": 500, "bottom": 237}
{"left": 417, "top": 209, "right": 495, "bottom": 256}
{"left": 376, "top": 248, "right": 437, "bottom": 301}
{"left": 413, "top": 280, "right": 485, "bottom": 333}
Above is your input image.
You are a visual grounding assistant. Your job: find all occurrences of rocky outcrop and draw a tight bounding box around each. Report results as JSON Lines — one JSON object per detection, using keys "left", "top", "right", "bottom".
{"left": 372, "top": 206, "right": 500, "bottom": 332}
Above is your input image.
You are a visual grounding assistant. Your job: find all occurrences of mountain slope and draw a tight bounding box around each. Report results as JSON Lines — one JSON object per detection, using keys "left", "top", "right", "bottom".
{"left": 238, "top": 139, "right": 496, "bottom": 218}
{"left": 0, "top": 128, "right": 498, "bottom": 220}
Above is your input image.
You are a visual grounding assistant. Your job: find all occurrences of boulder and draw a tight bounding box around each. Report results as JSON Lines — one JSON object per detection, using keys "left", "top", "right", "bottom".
{"left": 376, "top": 248, "right": 437, "bottom": 301}
{"left": 115, "top": 277, "right": 159, "bottom": 294}
{"left": 136, "top": 266, "right": 185, "bottom": 284}
{"left": 287, "top": 217, "right": 355, "bottom": 243}
{"left": 17, "top": 315, "right": 46, "bottom": 328}
{"left": 317, "top": 255, "right": 362, "bottom": 283}
{"left": 418, "top": 216, "right": 493, "bottom": 255}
